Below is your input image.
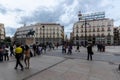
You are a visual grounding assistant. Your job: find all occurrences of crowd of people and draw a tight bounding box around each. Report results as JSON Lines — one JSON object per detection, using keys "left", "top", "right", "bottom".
{"left": 0, "top": 42, "right": 59, "bottom": 70}
{"left": 0, "top": 41, "right": 107, "bottom": 71}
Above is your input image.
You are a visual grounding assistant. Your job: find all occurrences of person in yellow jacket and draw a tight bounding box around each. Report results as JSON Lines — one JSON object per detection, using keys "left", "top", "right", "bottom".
{"left": 14, "top": 43, "right": 24, "bottom": 71}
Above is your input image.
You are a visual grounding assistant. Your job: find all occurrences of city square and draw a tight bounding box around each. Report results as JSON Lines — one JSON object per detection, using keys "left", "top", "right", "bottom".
{"left": 0, "top": 0, "right": 120, "bottom": 80}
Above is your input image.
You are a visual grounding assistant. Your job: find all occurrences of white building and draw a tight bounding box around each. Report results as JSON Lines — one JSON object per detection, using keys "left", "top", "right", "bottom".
{"left": 15, "top": 23, "right": 64, "bottom": 45}
{"left": 72, "top": 12, "right": 114, "bottom": 45}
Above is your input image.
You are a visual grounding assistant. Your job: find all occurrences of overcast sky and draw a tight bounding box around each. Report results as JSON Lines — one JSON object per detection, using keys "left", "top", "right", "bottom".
{"left": 0, "top": 0, "right": 120, "bottom": 37}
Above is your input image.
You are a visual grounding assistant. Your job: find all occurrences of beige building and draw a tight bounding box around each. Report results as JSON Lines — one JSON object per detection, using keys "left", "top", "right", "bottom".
{"left": 72, "top": 12, "right": 114, "bottom": 45}
{"left": 0, "top": 23, "right": 5, "bottom": 41}
{"left": 15, "top": 23, "right": 64, "bottom": 45}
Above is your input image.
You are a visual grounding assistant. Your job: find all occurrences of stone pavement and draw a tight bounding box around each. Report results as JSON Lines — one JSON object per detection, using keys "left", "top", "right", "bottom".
{"left": 27, "top": 57, "right": 120, "bottom": 80}
{"left": 0, "top": 46, "right": 120, "bottom": 80}
{"left": 0, "top": 55, "right": 120, "bottom": 80}
{"left": 0, "top": 55, "right": 65, "bottom": 80}
{"left": 45, "top": 46, "right": 120, "bottom": 64}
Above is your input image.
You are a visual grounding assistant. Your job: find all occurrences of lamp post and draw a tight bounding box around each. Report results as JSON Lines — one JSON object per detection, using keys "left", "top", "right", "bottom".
{"left": 82, "top": 18, "right": 90, "bottom": 47}
{"left": 84, "top": 19, "right": 87, "bottom": 47}
{"left": 42, "top": 26, "right": 45, "bottom": 45}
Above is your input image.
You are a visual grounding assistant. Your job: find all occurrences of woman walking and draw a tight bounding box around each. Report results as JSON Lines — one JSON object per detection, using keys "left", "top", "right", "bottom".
{"left": 4, "top": 45, "right": 9, "bottom": 61}
{"left": 24, "top": 45, "right": 30, "bottom": 69}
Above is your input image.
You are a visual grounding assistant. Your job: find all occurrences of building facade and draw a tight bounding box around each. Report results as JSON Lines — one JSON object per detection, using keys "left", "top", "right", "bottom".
{"left": 0, "top": 23, "right": 5, "bottom": 42}
{"left": 15, "top": 23, "right": 64, "bottom": 45}
{"left": 72, "top": 12, "right": 114, "bottom": 45}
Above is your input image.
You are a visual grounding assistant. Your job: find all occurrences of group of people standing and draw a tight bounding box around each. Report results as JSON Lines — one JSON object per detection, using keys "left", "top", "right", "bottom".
{"left": 0, "top": 43, "right": 31, "bottom": 71}
{"left": 0, "top": 45, "right": 10, "bottom": 61}
{"left": 97, "top": 42, "right": 106, "bottom": 52}
{"left": 62, "top": 43, "right": 73, "bottom": 55}
{"left": 62, "top": 42, "right": 94, "bottom": 61}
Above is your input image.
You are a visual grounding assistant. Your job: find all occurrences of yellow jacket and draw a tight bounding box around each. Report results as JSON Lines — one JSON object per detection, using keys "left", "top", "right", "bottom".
{"left": 15, "top": 47, "right": 22, "bottom": 54}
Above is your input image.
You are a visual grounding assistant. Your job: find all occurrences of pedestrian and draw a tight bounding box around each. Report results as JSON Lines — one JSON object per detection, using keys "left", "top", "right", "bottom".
{"left": 0, "top": 46, "right": 3, "bottom": 62}
{"left": 10, "top": 45, "right": 14, "bottom": 56}
{"left": 67, "top": 44, "right": 72, "bottom": 55}
{"left": 87, "top": 43, "right": 94, "bottom": 61}
{"left": 24, "top": 45, "right": 30, "bottom": 69}
{"left": 33, "top": 44, "right": 37, "bottom": 56}
{"left": 21, "top": 44, "right": 25, "bottom": 60}
{"left": 38, "top": 44, "right": 42, "bottom": 55}
{"left": 4, "top": 45, "right": 9, "bottom": 61}
{"left": 76, "top": 44, "right": 80, "bottom": 52}
{"left": 14, "top": 43, "right": 24, "bottom": 71}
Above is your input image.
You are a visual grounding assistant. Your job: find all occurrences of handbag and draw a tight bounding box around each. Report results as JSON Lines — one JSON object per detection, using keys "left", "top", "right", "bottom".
{"left": 91, "top": 52, "right": 94, "bottom": 55}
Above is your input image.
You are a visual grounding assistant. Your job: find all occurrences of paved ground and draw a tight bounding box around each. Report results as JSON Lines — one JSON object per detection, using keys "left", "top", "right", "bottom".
{"left": 45, "top": 46, "right": 120, "bottom": 64}
{"left": 0, "top": 46, "right": 120, "bottom": 80}
{"left": 28, "top": 59, "right": 120, "bottom": 80}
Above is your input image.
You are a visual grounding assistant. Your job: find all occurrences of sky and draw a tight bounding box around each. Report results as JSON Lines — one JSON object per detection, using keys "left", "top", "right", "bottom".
{"left": 0, "top": 0, "right": 120, "bottom": 37}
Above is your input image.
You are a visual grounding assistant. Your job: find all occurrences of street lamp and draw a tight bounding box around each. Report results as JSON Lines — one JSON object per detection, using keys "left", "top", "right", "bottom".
{"left": 82, "top": 19, "right": 90, "bottom": 47}
{"left": 42, "top": 26, "right": 45, "bottom": 45}
{"left": 85, "top": 19, "right": 87, "bottom": 47}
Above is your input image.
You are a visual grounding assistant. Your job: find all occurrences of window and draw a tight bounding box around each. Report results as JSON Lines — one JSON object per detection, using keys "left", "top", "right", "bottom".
{"left": 107, "top": 33, "right": 111, "bottom": 36}
{"left": 76, "top": 30, "right": 79, "bottom": 33}
{"left": 81, "top": 25, "right": 83, "bottom": 28}
{"left": 101, "top": 33, "right": 105, "bottom": 37}
{"left": 107, "top": 27, "right": 111, "bottom": 31}
{"left": 97, "top": 34, "right": 100, "bottom": 37}
{"left": 89, "top": 29, "right": 91, "bottom": 32}
{"left": 81, "top": 34, "right": 83, "bottom": 37}
{"left": 93, "top": 29, "right": 95, "bottom": 32}
{"left": 97, "top": 28, "right": 100, "bottom": 32}
{"left": 89, "top": 34, "right": 91, "bottom": 37}
{"left": 81, "top": 30, "right": 83, "bottom": 32}
{"left": 102, "top": 25, "right": 105, "bottom": 27}
{"left": 101, "top": 28, "right": 104, "bottom": 31}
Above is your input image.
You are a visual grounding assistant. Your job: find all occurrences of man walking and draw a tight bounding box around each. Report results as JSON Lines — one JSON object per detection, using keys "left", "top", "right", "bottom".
{"left": 87, "top": 43, "right": 93, "bottom": 61}
{"left": 14, "top": 43, "right": 24, "bottom": 71}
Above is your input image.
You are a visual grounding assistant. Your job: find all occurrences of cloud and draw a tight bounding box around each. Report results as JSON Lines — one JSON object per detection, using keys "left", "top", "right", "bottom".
{"left": 18, "top": 0, "right": 79, "bottom": 28}
{"left": 0, "top": 0, "right": 120, "bottom": 37}
{"left": 0, "top": 4, "right": 7, "bottom": 14}
{"left": 18, "top": 5, "right": 65, "bottom": 24}
{"left": 5, "top": 27, "right": 16, "bottom": 37}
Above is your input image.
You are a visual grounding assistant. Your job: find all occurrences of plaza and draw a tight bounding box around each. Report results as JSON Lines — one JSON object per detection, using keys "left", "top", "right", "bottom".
{"left": 0, "top": 46, "right": 120, "bottom": 80}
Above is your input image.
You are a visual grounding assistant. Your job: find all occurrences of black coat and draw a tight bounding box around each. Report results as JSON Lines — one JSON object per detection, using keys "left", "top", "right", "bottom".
{"left": 87, "top": 45, "right": 93, "bottom": 54}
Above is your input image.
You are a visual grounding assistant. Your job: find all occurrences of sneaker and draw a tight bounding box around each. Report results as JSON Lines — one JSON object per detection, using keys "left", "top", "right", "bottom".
{"left": 21, "top": 68, "right": 24, "bottom": 71}
{"left": 14, "top": 67, "right": 17, "bottom": 70}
